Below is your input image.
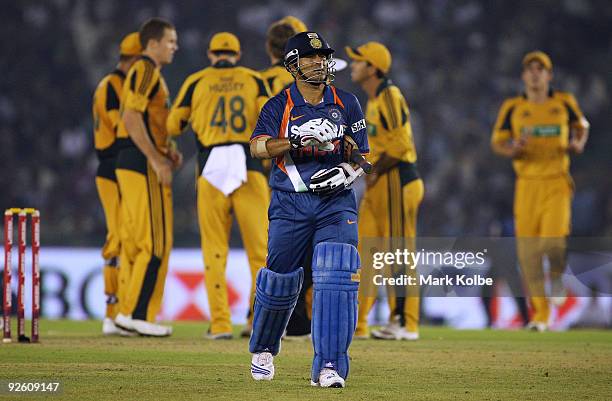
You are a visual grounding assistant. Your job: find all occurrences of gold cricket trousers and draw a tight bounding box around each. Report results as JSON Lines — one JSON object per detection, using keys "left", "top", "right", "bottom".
{"left": 95, "top": 158, "right": 121, "bottom": 318}
{"left": 196, "top": 148, "right": 269, "bottom": 335}
{"left": 515, "top": 174, "right": 573, "bottom": 324}
{"left": 116, "top": 147, "right": 173, "bottom": 322}
{"left": 356, "top": 162, "right": 424, "bottom": 334}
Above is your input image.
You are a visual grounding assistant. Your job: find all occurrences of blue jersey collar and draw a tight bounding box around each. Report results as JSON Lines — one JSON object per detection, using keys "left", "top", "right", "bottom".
{"left": 289, "top": 83, "right": 336, "bottom": 107}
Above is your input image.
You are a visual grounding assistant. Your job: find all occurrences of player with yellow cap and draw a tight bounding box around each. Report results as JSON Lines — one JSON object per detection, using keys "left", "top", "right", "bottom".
{"left": 261, "top": 17, "right": 306, "bottom": 96}
{"left": 491, "top": 51, "right": 589, "bottom": 332}
{"left": 92, "top": 32, "right": 141, "bottom": 336}
{"left": 347, "top": 41, "right": 424, "bottom": 340}
{"left": 167, "top": 32, "right": 270, "bottom": 339}
{"left": 279, "top": 15, "right": 307, "bottom": 33}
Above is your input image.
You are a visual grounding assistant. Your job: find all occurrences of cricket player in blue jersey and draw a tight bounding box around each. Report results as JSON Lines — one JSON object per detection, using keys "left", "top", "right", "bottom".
{"left": 248, "top": 31, "right": 369, "bottom": 388}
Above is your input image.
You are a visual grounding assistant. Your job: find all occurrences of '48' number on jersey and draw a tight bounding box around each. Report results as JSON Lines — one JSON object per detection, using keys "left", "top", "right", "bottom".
{"left": 211, "top": 95, "right": 246, "bottom": 133}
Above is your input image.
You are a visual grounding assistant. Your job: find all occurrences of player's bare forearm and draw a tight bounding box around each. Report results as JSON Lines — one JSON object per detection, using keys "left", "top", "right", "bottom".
{"left": 373, "top": 152, "right": 400, "bottom": 175}
{"left": 123, "top": 109, "right": 173, "bottom": 186}
{"left": 123, "top": 109, "right": 166, "bottom": 163}
{"left": 250, "top": 137, "right": 291, "bottom": 159}
{"left": 568, "top": 126, "right": 589, "bottom": 154}
{"left": 491, "top": 140, "right": 525, "bottom": 159}
{"left": 491, "top": 141, "right": 514, "bottom": 158}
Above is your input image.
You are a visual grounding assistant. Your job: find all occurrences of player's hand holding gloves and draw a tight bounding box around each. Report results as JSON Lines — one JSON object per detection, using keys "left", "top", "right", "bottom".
{"left": 289, "top": 118, "right": 340, "bottom": 150}
{"left": 309, "top": 162, "right": 364, "bottom": 196}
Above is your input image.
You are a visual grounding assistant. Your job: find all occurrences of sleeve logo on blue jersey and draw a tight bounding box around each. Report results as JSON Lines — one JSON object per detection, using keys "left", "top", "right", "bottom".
{"left": 351, "top": 119, "right": 366, "bottom": 133}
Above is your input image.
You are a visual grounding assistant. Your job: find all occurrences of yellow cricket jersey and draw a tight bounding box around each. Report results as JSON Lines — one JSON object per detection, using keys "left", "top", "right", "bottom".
{"left": 259, "top": 63, "right": 293, "bottom": 96}
{"left": 167, "top": 61, "right": 269, "bottom": 147}
{"left": 366, "top": 79, "right": 417, "bottom": 165}
{"left": 92, "top": 69, "right": 124, "bottom": 159}
{"left": 492, "top": 90, "right": 589, "bottom": 178}
{"left": 117, "top": 55, "right": 171, "bottom": 153}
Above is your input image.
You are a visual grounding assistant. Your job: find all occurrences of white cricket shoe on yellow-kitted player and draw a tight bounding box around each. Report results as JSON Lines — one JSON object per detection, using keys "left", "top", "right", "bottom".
{"left": 251, "top": 352, "right": 274, "bottom": 381}
{"left": 311, "top": 368, "right": 345, "bottom": 388}
{"left": 115, "top": 313, "right": 172, "bottom": 337}
{"left": 103, "top": 317, "right": 136, "bottom": 337}
{"left": 114, "top": 313, "right": 136, "bottom": 332}
{"left": 132, "top": 319, "right": 172, "bottom": 337}
{"left": 526, "top": 321, "right": 548, "bottom": 332}
{"left": 371, "top": 315, "right": 419, "bottom": 340}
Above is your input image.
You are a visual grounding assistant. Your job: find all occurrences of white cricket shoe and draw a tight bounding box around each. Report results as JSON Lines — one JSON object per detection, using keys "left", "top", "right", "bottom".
{"left": 371, "top": 317, "right": 419, "bottom": 341}
{"left": 311, "top": 368, "right": 345, "bottom": 388}
{"left": 114, "top": 313, "right": 136, "bottom": 332}
{"left": 251, "top": 352, "right": 274, "bottom": 381}
{"left": 526, "top": 321, "right": 547, "bottom": 332}
{"left": 371, "top": 315, "right": 400, "bottom": 339}
{"left": 116, "top": 313, "right": 172, "bottom": 337}
{"left": 103, "top": 317, "right": 136, "bottom": 337}
{"left": 132, "top": 319, "right": 172, "bottom": 337}
{"left": 397, "top": 329, "right": 419, "bottom": 340}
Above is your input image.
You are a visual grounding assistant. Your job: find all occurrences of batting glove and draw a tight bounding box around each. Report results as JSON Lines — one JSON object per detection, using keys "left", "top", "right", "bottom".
{"left": 309, "top": 162, "right": 364, "bottom": 196}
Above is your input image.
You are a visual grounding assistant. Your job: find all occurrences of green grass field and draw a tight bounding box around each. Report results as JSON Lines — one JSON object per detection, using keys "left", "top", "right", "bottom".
{"left": 0, "top": 320, "right": 610, "bottom": 401}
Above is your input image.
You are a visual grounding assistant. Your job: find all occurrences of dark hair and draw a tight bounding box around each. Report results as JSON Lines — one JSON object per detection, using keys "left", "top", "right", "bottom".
{"left": 367, "top": 62, "right": 386, "bottom": 79}
{"left": 139, "top": 17, "right": 174, "bottom": 49}
{"left": 119, "top": 54, "right": 136, "bottom": 62}
{"left": 267, "top": 23, "right": 296, "bottom": 60}
{"left": 211, "top": 50, "right": 238, "bottom": 57}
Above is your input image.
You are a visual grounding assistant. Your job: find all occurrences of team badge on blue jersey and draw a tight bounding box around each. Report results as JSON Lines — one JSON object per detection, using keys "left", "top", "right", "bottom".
{"left": 328, "top": 107, "right": 342, "bottom": 123}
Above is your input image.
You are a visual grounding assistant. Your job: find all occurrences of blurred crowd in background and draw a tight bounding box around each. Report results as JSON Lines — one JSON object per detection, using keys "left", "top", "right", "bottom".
{"left": 2, "top": 0, "right": 611, "bottom": 246}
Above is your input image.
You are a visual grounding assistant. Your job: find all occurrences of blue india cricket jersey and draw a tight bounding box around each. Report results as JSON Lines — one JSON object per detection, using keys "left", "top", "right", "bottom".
{"left": 251, "top": 83, "right": 369, "bottom": 192}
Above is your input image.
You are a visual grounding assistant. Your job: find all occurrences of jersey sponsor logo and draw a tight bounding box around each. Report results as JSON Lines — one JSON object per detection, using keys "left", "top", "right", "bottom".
{"left": 549, "top": 107, "right": 562, "bottom": 115}
{"left": 289, "top": 118, "right": 345, "bottom": 138}
{"left": 522, "top": 125, "right": 561, "bottom": 137}
{"left": 351, "top": 118, "right": 366, "bottom": 133}
{"left": 290, "top": 114, "right": 305, "bottom": 121}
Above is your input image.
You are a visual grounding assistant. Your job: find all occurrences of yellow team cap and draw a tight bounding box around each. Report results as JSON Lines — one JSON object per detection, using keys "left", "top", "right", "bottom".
{"left": 119, "top": 32, "right": 142, "bottom": 56}
{"left": 345, "top": 41, "right": 392, "bottom": 74}
{"left": 209, "top": 32, "right": 241, "bottom": 53}
{"left": 522, "top": 50, "right": 553, "bottom": 70}
{"left": 278, "top": 16, "right": 307, "bottom": 33}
